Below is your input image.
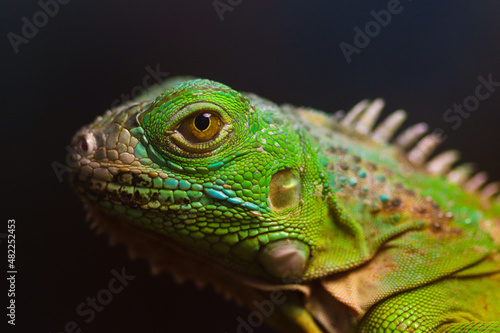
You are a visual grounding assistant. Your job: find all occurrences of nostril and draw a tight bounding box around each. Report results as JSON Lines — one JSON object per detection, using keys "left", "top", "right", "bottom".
{"left": 79, "top": 139, "right": 88, "bottom": 153}
{"left": 76, "top": 132, "right": 96, "bottom": 156}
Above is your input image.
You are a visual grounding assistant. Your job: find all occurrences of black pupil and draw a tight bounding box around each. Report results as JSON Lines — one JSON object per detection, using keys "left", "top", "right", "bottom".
{"left": 194, "top": 113, "right": 211, "bottom": 131}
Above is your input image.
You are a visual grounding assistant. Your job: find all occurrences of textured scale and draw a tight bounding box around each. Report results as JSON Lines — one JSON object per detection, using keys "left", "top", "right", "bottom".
{"left": 69, "top": 77, "right": 500, "bottom": 332}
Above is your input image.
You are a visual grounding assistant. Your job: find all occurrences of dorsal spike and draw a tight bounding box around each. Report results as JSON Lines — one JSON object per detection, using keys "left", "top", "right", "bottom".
{"left": 172, "top": 272, "right": 186, "bottom": 285}
{"left": 371, "top": 110, "right": 407, "bottom": 144}
{"left": 447, "top": 163, "right": 475, "bottom": 185}
{"left": 464, "top": 172, "right": 488, "bottom": 193}
{"left": 426, "top": 150, "right": 461, "bottom": 176}
{"left": 395, "top": 123, "right": 428, "bottom": 149}
{"left": 223, "top": 290, "right": 233, "bottom": 301}
{"left": 85, "top": 211, "right": 94, "bottom": 222}
{"left": 193, "top": 279, "right": 207, "bottom": 289}
{"left": 213, "top": 284, "right": 222, "bottom": 294}
{"left": 407, "top": 134, "right": 442, "bottom": 165}
{"left": 481, "top": 182, "right": 500, "bottom": 199}
{"left": 333, "top": 110, "right": 345, "bottom": 122}
{"left": 355, "top": 98, "right": 385, "bottom": 135}
{"left": 108, "top": 233, "right": 118, "bottom": 246}
{"left": 341, "top": 99, "right": 370, "bottom": 126}
{"left": 128, "top": 247, "right": 138, "bottom": 260}
{"left": 150, "top": 263, "right": 162, "bottom": 276}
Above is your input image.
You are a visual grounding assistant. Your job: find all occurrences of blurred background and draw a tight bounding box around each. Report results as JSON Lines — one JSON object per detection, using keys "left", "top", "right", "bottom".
{"left": 2, "top": 1, "right": 500, "bottom": 332}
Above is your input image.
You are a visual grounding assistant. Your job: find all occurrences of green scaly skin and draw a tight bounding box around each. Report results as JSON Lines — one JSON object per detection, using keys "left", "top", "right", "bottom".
{"left": 69, "top": 77, "right": 500, "bottom": 332}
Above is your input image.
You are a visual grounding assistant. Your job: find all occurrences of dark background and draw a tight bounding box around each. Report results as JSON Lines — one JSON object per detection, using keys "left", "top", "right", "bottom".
{"left": 2, "top": 1, "right": 500, "bottom": 332}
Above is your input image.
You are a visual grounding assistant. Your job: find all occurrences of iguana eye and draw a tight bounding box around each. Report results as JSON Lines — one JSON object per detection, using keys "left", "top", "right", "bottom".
{"left": 139, "top": 91, "right": 244, "bottom": 157}
{"left": 183, "top": 112, "right": 222, "bottom": 142}
{"left": 168, "top": 106, "right": 230, "bottom": 155}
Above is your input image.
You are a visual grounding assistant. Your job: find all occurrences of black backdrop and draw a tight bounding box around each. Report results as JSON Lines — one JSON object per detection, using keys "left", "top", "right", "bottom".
{"left": 2, "top": 1, "right": 500, "bottom": 332}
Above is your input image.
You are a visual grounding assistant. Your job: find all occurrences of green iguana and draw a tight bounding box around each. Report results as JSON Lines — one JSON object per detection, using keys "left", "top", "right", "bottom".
{"left": 69, "top": 77, "right": 500, "bottom": 332}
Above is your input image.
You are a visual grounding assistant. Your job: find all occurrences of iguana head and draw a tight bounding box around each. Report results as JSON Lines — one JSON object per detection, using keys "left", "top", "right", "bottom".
{"left": 70, "top": 77, "right": 500, "bottom": 332}
{"left": 70, "top": 78, "right": 329, "bottom": 282}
